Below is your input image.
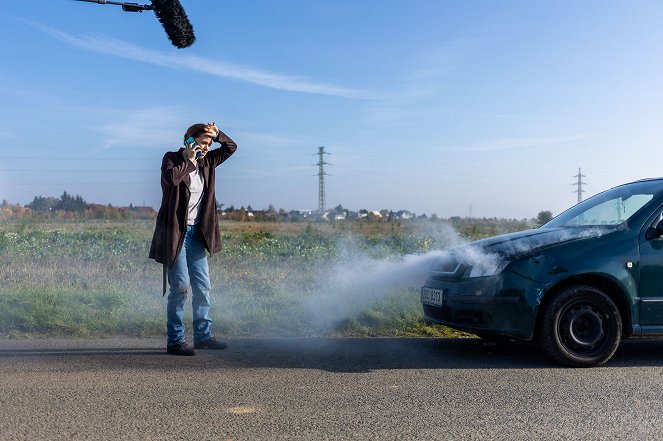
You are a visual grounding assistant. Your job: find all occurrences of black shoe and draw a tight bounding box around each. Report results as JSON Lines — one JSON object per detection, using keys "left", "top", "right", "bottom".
{"left": 194, "top": 338, "right": 228, "bottom": 350}
{"left": 167, "top": 342, "right": 196, "bottom": 356}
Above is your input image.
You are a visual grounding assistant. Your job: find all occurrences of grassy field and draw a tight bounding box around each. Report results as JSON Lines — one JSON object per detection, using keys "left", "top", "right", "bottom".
{"left": 0, "top": 218, "right": 529, "bottom": 339}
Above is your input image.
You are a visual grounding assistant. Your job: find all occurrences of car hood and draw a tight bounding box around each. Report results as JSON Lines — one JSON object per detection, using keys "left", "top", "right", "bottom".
{"left": 468, "top": 226, "right": 612, "bottom": 259}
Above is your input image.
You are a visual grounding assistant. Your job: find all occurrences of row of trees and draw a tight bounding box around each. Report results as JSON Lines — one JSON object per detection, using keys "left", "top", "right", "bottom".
{"left": 1, "top": 192, "right": 156, "bottom": 220}
{"left": 2, "top": 194, "right": 555, "bottom": 226}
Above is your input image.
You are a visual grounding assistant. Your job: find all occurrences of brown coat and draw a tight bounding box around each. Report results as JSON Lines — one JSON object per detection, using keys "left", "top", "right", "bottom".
{"left": 149, "top": 130, "right": 237, "bottom": 266}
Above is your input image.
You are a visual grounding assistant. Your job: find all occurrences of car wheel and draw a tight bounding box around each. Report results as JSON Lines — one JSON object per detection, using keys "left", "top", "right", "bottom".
{"left": 538, "top": 285, "right": 621, "bottom": 367}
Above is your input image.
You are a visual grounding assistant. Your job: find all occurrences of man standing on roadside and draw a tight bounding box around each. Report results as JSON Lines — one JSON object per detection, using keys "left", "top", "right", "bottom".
{"left": 149, "top": 121, "right": 237, "bottom": 356}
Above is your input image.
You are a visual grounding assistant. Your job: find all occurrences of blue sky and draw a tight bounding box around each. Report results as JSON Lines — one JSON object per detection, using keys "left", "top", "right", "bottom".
{"left": 2, "top": 1, "right": 663, "bottom": 219}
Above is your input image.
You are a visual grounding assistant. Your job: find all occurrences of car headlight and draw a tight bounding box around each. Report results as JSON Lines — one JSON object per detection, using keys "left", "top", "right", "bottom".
{"left": 468, "top": 260, "right": 508, "bottom": 277}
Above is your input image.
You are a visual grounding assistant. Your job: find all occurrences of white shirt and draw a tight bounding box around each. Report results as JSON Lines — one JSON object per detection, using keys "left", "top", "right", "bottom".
{"left": 187, "top": 165, "right": 204, "bottom": 225}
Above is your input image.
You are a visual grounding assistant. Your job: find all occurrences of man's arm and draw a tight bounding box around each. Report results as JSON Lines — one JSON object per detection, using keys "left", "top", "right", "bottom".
{"left": 205, "top": 130, "right": 238, "bottom": 167}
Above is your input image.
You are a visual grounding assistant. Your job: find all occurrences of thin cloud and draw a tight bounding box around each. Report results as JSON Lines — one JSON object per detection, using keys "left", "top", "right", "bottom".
{"left": 92, "top": 106, "right": 184, "bottom": 149}
{"left": 360, "top": 39, "right": 484, "bottom": 129}
{"left": 0, "top": 129, "right": 17, "bottom": 139}
{"left": 223, "top": 165, "right": 313, "bottom": 180}
{"left": 450, "top": 134, "right": 597, "bottom": 153}
{"left": 28, "top": 21, "right": 368, "bottom": 99}
{"left": 234, "top": 132, "right": 303, "bottom": 146}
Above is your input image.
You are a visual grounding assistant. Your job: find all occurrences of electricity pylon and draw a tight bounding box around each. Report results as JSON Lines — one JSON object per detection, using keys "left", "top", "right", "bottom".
{"left": 313, "top": 146, "right": 331, "bottom": 215}
{"left": 573, "top": 167, "right": 586, "bottom": 204}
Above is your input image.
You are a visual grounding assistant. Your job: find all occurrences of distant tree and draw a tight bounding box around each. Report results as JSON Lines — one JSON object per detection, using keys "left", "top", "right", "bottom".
{"left": 56, "top": 191, "right": 87, "bottom": 212}
{"left": 536, "top": 210, "right": 553, "bottom": 225}
{"left": 27, "top": 196, "right": 59, "bottom": 212}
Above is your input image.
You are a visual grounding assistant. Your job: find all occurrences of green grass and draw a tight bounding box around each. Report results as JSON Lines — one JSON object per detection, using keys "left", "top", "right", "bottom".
{"left": 0, "top": 218, "right": 525, "bottom": 338}
{"left": 0, "top": 287, "right": 162, "bottom": 337}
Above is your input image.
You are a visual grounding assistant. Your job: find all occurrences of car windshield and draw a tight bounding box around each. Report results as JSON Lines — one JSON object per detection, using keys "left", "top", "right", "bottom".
{"left": 544, "top": 180, "right": 663, "bottom": 228}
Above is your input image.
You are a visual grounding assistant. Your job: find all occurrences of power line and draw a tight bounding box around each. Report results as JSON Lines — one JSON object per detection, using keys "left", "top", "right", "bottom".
{"left": 0, "top": 157, "right": 156, "bottom": 161}
{"left": 0, "top": 169, "right": 153, "bottom": 173}
{"left": 7, "top": 182, "right": 151, "bottom": 186}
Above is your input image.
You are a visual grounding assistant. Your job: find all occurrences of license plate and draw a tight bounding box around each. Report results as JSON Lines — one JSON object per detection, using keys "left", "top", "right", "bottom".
{"left": 421, "top": 287, "right": 444, "bottom": 306}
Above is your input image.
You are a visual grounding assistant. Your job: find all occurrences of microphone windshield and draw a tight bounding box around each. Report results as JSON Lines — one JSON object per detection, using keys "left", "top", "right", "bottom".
{"left": 150, "top": 0, "right": 196, "bottom": 49}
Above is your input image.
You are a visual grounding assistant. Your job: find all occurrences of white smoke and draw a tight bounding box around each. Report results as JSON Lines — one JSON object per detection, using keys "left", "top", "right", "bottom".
{"left": 303, "top": 222, "right": 466, "bottom": 329}
{"left": 496, "top": 225, "right": 610, "bottom": 257}
{"left": 305, "top": 249, "right": 447, "bottom": 329}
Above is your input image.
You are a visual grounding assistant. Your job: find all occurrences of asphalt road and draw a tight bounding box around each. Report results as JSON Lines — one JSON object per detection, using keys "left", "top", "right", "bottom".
{"left": 1, "top": 337, "right": 662, "bottom": 441}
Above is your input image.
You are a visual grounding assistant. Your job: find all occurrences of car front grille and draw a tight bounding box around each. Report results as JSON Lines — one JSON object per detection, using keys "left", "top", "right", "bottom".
{"left": 423, "top": 304, "right": 451, "bottom": 322}
{"left": 454, "top": 309, "right": 492, "bottom": 327}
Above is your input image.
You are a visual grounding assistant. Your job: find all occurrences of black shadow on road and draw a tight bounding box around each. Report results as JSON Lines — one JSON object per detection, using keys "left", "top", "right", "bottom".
{"left": 0, "top": 338, "right": 661, "bottom": 372}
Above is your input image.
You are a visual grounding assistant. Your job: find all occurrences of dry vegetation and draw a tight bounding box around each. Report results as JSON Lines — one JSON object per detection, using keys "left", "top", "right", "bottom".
{"left": 0, "top": 217, "right": 529, "bottom": 338}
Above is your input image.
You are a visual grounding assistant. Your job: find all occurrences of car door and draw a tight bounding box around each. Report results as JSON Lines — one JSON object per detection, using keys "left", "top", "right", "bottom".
{"left": 638, "top": 207, "right": 663, "bottom": 325}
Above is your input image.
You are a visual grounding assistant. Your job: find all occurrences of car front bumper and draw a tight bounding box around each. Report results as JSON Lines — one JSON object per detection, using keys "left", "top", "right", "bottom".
{"left": 421, "top": 270, "right": 545, "bottom": 340}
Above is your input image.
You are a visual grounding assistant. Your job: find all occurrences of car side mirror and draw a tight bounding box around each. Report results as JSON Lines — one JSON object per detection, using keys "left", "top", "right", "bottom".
{"left": 645, "top": 220, "right": 663, "bottom": 240}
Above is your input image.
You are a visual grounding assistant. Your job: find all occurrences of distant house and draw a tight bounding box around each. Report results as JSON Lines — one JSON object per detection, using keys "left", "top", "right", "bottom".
{"left": 368, "top": 210, "right": 383, "bottom": 221}
{"left": 297, "top": 210, "right": 313, "bottom": 216}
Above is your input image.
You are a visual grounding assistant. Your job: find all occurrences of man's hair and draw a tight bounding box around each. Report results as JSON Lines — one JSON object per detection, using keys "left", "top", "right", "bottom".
{"left": 183, "top": 123, "right": 210, "bottom": 142}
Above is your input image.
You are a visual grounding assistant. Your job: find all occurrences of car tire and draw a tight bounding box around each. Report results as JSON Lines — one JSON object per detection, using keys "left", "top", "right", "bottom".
{"left": 538, "top": 285, "right": 621, "bottom": 367}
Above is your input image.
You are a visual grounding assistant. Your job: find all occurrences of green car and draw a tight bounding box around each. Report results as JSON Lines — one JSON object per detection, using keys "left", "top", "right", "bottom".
{"left": 421, "top": 178, "right": 663, "bottom": 367}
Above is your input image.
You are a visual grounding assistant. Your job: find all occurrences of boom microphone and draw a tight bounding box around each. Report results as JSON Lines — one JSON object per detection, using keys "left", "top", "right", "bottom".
{"left": 75, "top": 1, "right": 153, "bottom": 13}
{"left": 150, "top": 0, "right": 195, "bottom": 49}
{"left": 75, "top": 0, "right": 196, "bottom": 49}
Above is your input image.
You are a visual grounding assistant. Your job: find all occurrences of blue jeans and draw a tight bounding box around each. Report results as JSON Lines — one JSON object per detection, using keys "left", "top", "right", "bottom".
{"left": 166, "top": 224, "right": 213, "bottom": 346}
